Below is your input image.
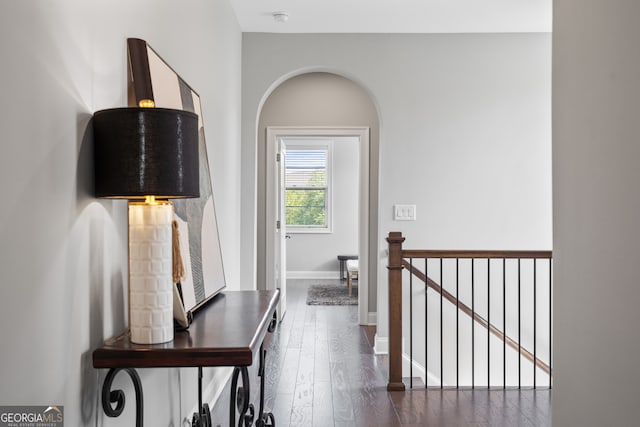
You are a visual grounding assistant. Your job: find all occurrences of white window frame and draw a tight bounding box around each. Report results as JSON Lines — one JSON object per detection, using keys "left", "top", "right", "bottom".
{"left": 283, "top": 138, "right": 333, "bottom": 234}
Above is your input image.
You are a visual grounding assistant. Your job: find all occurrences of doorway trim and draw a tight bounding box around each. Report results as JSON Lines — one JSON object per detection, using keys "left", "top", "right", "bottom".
{"left": 266, "top": 126, "right": 370, "bottom": 324}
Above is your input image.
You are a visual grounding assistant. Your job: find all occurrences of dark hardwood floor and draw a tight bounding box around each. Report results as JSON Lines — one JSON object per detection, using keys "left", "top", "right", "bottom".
{"left": 219, "top": 279, "right": 552, "bottom": 426}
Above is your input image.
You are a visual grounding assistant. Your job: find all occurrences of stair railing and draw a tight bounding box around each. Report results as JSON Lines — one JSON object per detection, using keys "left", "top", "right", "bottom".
{"left": 386, "top": 232, "right": 552, "bottom": 391}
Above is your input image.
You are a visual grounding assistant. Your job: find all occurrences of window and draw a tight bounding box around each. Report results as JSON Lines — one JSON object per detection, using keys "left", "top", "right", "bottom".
{"left": 284, "top": 140, "right": 332, "bottom": 232}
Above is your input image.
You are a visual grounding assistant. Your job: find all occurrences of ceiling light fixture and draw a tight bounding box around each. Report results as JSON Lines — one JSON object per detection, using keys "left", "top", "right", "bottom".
{"left": 272, "top": 11, "right": 289, "bottom": 23}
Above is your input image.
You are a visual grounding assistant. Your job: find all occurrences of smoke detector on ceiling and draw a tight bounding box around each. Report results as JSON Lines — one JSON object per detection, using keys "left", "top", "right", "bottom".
{"left": 272, "top": 11, "right": 289, "bottom": 23}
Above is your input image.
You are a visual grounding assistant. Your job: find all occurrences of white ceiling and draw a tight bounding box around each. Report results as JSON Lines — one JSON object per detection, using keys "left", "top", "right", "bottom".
{"left": 229, "top": 0, "right": 552, "bottom": 34}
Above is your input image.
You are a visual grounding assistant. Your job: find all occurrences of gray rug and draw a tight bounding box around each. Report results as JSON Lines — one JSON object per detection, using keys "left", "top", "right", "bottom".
{"left": 306, "top": 282, "right": 358, "bottom": 305}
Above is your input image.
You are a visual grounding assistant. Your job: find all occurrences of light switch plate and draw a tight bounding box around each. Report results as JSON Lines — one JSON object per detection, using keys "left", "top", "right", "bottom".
{"left": 394, "top": 204, "right": 417, "bottom": 221}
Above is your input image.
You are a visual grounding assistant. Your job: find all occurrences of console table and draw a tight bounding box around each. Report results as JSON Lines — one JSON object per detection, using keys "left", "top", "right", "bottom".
{"left": 93, "top": 290, "right": 279, "bottom": 427}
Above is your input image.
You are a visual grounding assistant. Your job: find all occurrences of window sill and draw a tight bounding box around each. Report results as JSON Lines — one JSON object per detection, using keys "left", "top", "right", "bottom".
{"left": 286, "top": 228, "right": 333, "bottom": 235}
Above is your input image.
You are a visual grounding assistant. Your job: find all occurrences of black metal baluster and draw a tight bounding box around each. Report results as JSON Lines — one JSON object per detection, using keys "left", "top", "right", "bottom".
{"left": 456, "top": 258, "right": 459, "bottom": 389}
{"left": 534, "top": 258, "right": 537, "bottom": 389}
{"left": 549, "top": 258, "right": 553, "bottom": 389}
{"left": 472, "top": 258, "right": 475, "bottom": 389}
{"left": 440, "top": 258, "right": 443, "bottom": 389}
{"left": 425, "top": 258, "right": 429, "bottom": 388}
{"left": 487, "top": 258, "right": 490, "bottom": 389}
{"left": 503, "top": 258, "right": 506, "bottom": 390}
{"left": 410, "top": 258, "right": 413, "bottom": 389}
{"left": 518, "top": 258, "right": 521, "bottom": 390}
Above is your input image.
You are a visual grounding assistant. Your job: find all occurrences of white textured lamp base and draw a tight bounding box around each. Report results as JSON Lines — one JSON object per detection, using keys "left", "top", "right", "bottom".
{"left": 128, "top": 202, "right": 174, "bottom": 344}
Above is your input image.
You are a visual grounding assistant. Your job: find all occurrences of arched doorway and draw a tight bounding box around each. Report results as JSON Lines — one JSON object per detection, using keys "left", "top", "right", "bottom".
{"left": 256, "top": 72, "right": 380, "bottom": 325}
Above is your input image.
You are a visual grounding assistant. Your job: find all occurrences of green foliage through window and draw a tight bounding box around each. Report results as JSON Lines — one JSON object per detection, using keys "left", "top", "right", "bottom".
{"left": 286, "top": 188, "right": 326, "bottom": 226}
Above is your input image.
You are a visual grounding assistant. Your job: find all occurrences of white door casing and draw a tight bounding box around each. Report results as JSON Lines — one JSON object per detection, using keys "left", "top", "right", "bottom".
{"left": 265, "top": 127, "right": 370, "bottom": 325}
{"left": 266, "top": 133, "right": 287, "bottom": 319}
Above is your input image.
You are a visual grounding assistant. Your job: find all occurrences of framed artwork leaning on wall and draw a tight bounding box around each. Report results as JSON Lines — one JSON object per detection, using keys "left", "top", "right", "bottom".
{"left": 127, "top": 38, "right": 227, "bottom": 315}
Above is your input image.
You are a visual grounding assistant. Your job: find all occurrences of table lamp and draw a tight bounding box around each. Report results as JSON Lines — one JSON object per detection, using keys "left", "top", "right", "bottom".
{"left": 93, "top": 107, "right": 199, "bottom": 344}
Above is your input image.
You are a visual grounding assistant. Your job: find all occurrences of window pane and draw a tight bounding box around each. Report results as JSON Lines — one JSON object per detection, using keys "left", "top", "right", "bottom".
{"left": 286, "top": 169, "right": 326, "bottom": 187}
{"left": 286, "top": 149, "right": 327, "bottom": 187}
{"left": 284, "top": 145, "right": 329, "bottom": 229}
{"left": 285, "top": 189, "right": 326, "bottom": 226}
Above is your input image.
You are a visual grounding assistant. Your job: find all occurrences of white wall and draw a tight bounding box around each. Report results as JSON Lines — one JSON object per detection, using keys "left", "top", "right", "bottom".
{"left": 242, "top": 34, "right": 552, "bottom": 339}
{"left": 553, "top": 1, "right": 640, "bottom": 425}
{"left": 0, "top": 1, "right": 241, "bottom": 425}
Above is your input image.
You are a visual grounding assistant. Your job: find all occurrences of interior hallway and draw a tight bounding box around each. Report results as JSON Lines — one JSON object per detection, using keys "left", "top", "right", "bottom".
{"left": 257, "top": 279, "right": 551, "bottom": 426}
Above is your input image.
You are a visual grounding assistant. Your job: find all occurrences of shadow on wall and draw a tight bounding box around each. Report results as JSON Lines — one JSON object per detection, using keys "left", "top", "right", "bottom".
{"left": 77, "top": 115, "right": 127, "bottom": 424}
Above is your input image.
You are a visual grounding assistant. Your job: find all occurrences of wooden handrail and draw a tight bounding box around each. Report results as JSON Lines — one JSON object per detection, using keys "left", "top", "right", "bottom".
{"left": 402, "top": 260, "right": 550, "bottom": 375}
{"left": 402, "top": 249, "right": 552, "bottom": 259}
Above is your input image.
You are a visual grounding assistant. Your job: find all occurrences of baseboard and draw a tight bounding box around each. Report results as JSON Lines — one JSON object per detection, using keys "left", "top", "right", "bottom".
{"left": 287, "top": 270, "right": 340, "bottom": 280}
{"left": 367, "top": 312, "right": 377, "bottom": 325}
{"left": 401, "top": 353, "right": 439, "bottom": 386}
{"left": 375, "top": 336, "right": 439, "bottom": 385}
{"left": 373, "top": 334, "right": 387, "bottom": 354}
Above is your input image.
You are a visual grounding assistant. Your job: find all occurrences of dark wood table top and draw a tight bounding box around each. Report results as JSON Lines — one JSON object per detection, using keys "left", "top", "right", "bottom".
{"left": 93, "top": 290, "right": 279, "bottom": 369}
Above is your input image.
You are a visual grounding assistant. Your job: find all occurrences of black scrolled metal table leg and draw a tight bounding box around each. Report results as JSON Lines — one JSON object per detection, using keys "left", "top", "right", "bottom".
{"left": 268, "top": 312, "right": 277, "bottom": 333}
{"left": 230, "top": 366, "right": 254, "bottom": 427}
{"left": 255, "top": 313, "right": 277, "bottom": 427}
{"left": 255, "top": 343, "right": 275, "bottom": 427}
{"left": 101, "top": 367, "right": 143, "bottom": 427}
{"left": 229, "top": 311, "right": 277, "bottom": 427}
{"left": 192, "top": 367, "right": 212, "bottom": 427}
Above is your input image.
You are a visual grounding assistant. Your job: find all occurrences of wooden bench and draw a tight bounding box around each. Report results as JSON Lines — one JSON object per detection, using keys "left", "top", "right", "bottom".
{"left": 337, "top": 255, "right": 358, "bottom": 281}
{"left": 346, "top": 259, "right": 359, "bottom": 297}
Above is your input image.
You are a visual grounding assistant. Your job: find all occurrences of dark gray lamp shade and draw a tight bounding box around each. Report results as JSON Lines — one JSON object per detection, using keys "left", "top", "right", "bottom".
{"left": 93, "top": 107, "right": 200, "bottom": 199}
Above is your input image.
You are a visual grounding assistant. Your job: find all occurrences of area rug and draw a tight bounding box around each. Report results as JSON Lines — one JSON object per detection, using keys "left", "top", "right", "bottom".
{"left": 306, "top": 282, "right": 358, "bottom": 305}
